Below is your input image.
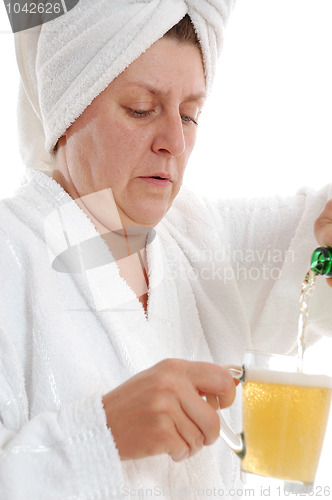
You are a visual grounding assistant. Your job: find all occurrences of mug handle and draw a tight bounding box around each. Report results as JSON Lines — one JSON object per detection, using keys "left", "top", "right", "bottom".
{"left": 218, "top": 365, "right": 246, "bottom": 458}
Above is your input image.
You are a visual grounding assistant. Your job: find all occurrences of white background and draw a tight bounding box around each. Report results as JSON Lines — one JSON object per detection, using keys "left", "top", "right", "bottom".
{"left": 1, "top": 0, "right": 332, "bottom": 489}
{"left": 1, "top": 0, "right": 332, "bottom": 198}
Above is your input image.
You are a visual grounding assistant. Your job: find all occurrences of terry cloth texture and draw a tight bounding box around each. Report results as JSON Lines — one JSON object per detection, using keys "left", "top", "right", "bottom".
{"left": 0, "top": 171, "right": 332, "bottom": 498}
{"left": 14, "top": 0, "right": 235, "bottom": 173}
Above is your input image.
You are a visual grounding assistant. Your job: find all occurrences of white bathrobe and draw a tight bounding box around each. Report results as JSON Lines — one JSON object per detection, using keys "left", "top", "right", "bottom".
{"left": 0, "top": 170, "right": 331, "bottom": 499}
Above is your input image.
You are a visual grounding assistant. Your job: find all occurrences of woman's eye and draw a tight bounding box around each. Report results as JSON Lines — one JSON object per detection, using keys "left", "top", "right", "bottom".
{"left": 181, "top": 115, "right": 198, "bottom": 126}
{"left": 128, "top": 109, "right": 198, "bottom": 125}
{"left": 128, "top": 109, "right": 152, "bottom": 118}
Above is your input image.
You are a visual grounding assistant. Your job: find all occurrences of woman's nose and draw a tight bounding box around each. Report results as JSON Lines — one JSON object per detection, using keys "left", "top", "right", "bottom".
{"left": 152, "top": 113, "right": 186, "bottom": 157}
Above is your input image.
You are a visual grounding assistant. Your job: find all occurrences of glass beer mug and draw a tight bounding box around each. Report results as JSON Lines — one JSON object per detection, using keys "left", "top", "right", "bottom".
{"left": 219, "top": 351, "right": 332, "bottom": 492}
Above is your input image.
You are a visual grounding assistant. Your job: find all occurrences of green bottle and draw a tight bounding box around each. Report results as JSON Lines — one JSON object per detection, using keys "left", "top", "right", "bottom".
{"left": 311, "top": 247, "right": 332, "bottom": 277}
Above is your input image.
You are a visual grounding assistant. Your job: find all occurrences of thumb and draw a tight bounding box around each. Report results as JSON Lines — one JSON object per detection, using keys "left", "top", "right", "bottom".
{"left": 314, "top": 200, "right": 332, "bottom": 247}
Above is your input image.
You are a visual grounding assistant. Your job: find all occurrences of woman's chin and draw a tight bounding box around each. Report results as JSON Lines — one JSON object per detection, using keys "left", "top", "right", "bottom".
{"left": 121, "top": 203, "right": 170, "bottom": 228}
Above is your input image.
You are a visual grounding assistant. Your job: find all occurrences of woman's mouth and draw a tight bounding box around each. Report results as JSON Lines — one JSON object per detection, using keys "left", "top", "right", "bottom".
{"left": 138, "top": 176, "right": 172, "bottom": 186}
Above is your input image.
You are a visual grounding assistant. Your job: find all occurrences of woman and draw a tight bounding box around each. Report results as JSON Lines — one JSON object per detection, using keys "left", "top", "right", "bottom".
{"left": 1, "top": 1, "right": 332, "bottom": 498}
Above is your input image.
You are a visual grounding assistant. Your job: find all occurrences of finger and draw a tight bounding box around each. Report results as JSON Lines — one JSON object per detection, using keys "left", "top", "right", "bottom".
{"left": 204, "top": 393, "right": 219, "bottom": 410}
{"left": 167, "top": 387, "right": 219, "bottom": 453}
{"left": 142, "top": 397, "right": 192, "bottom": 462}
{"left": 142, "top": 379, "right": 205, "bottom": 462}
{"left": 146, "top": 413, "right": 190, "bottom": 462}
{"left": 159, "top": 396, "right": 207, "bottom": 461}
{"left": 314, "top": 200, "right": 332, "bottom": 247}
{"left": 326, "top": 278, "right": 332, "bottom": 287}
{"left": 171, "top": 409, "right": 206, "bottom": 460}
{"left": 184, "top": 365, "right": 236, "bottom": 445}
{"left": 187, "top": 362, "right": 237, "bottom": 407}
{"left": 167, "top": 423, "right": 191, "bottom": 462}
{"left": 180, "top": 387, "right": 221, "bottom": 446}
{"left": 149, "top": 360, "right": 235, "bottom": 452}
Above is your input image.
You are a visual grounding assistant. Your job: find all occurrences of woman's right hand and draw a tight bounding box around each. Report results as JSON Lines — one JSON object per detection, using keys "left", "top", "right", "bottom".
{"left": 102, "top": 359, "right": 236, "bottom": 462}
{"left": 314, "top": 200, "right": 332, "bottom": 287}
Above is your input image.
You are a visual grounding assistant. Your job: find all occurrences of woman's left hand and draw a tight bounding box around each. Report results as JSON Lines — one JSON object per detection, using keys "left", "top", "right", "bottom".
{"left": 314, "top": 200, "right": 332, "bottom": 287}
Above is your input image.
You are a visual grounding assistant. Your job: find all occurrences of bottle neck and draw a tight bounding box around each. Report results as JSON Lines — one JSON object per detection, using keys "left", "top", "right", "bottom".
{"left": 311, "top": 247, "right": 332, "bottom": 276}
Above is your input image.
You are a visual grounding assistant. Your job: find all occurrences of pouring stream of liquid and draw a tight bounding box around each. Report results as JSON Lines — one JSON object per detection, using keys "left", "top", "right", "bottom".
{"left": 297, "top": 269, "right": 317, "bottom": 370}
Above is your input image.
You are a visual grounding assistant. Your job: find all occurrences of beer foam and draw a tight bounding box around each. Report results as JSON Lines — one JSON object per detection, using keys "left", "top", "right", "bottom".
{"left": 245, "top": 367, "right": 332, "bottom": 389}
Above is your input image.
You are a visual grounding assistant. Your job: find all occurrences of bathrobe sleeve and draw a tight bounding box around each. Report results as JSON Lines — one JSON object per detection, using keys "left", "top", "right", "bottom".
{"left": 206, "top": 185, "right": 332, "bottom": 351}
{"left": 169, "top": 184, "right": 332, "bottom": 354}
{"left": 0, "top": 231, "right": 123, "bottom": 500}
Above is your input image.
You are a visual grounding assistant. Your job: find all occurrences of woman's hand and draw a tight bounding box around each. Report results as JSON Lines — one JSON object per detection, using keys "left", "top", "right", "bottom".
{"left": 314, "top": 200, "right": 332, "bottom": 287}
{"left": 102, "top": 359, "right": 236, "bottom": 462}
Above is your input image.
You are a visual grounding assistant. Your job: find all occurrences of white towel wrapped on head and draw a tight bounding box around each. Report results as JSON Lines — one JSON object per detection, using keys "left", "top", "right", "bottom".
{"left": 14, "top": 0, "right": 235, "bottom": 173}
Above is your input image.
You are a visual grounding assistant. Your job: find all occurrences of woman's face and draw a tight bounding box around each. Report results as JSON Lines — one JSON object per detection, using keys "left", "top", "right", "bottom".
{"left": 54, "top": 37, "right": 206, "bottom": 228}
